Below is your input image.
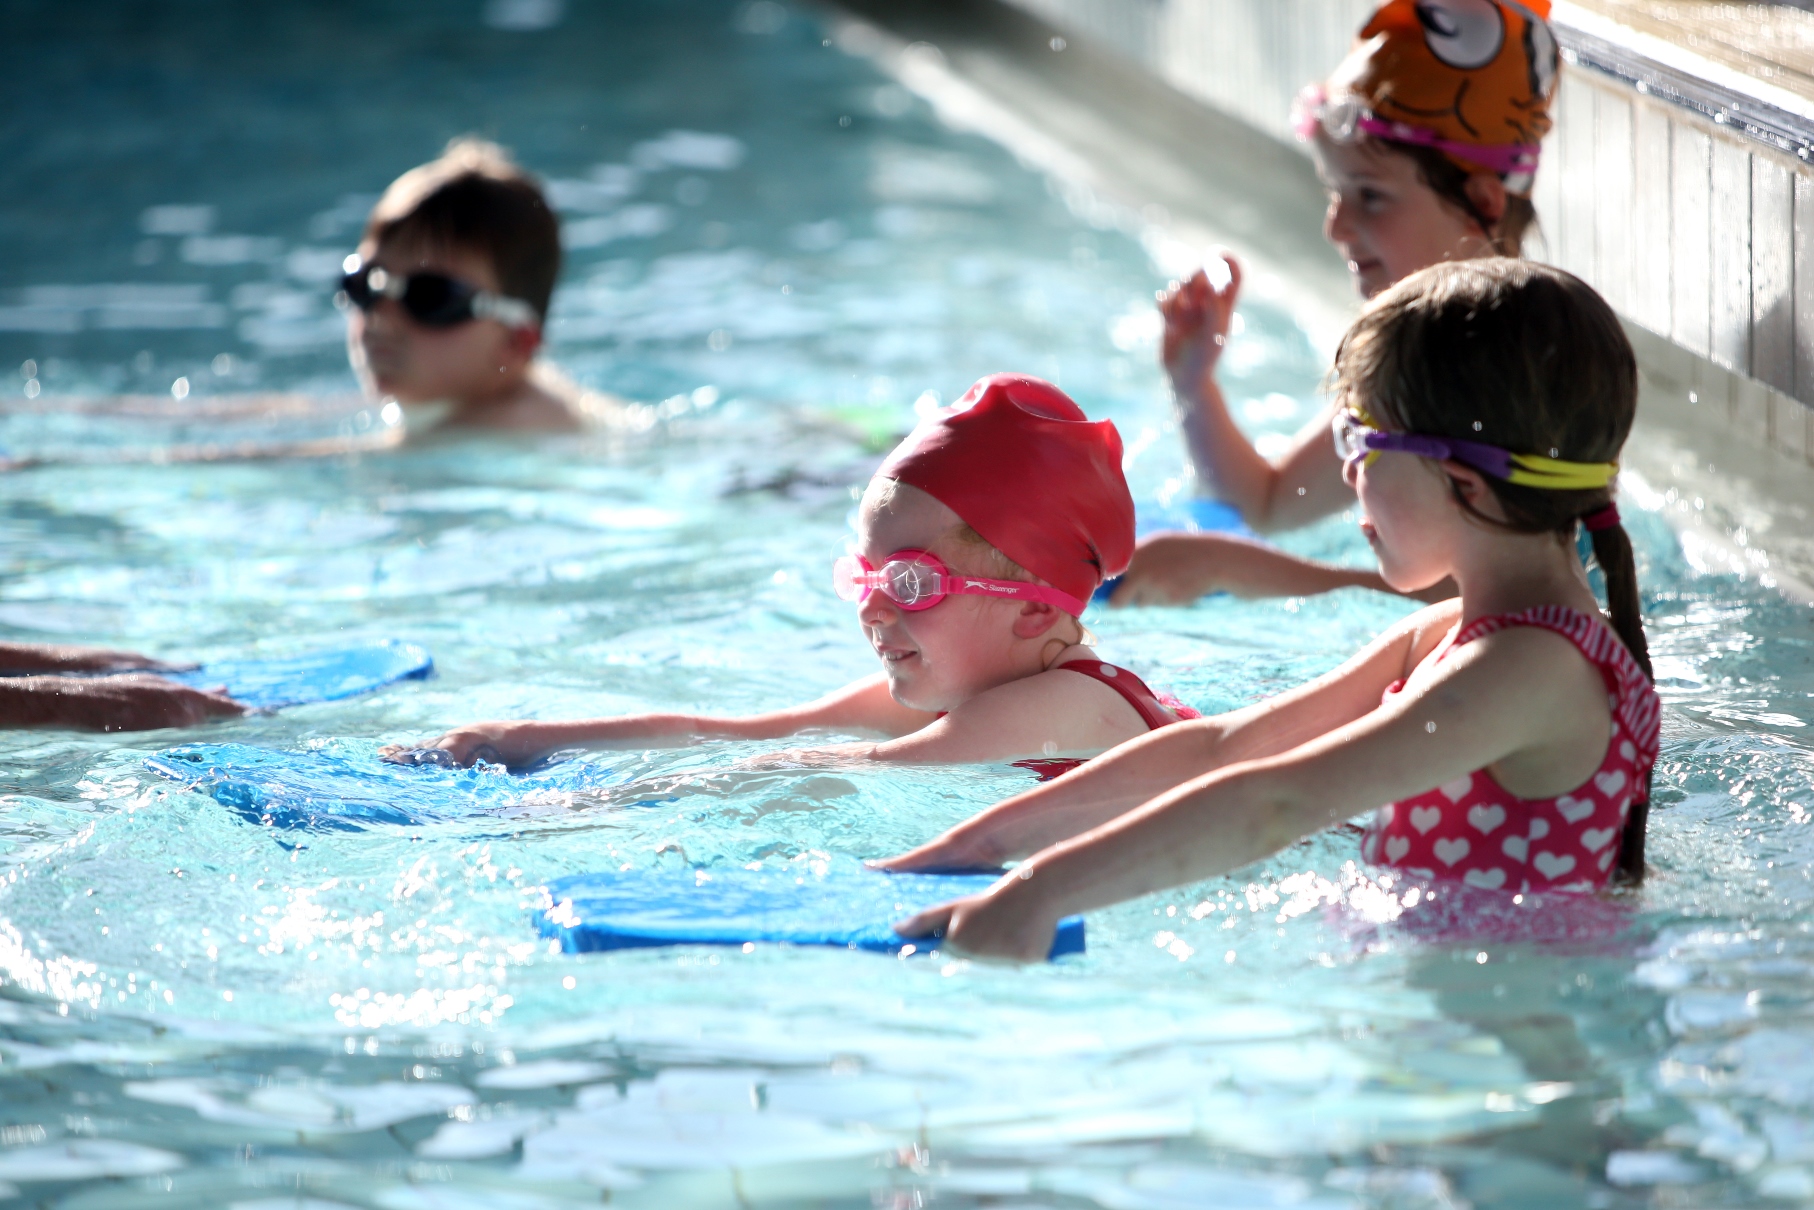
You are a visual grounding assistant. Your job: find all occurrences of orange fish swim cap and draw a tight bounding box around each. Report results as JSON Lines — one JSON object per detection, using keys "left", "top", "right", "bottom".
{"left": 1295, "top": 0, "right": 1559, "bottom": 195}
{"left": 877, "top": 374, "right": 1134, "bottom": 610}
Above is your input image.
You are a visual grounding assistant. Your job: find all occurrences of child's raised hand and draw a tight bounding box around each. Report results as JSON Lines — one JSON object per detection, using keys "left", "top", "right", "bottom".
{"left": 1158, "top": 252, "right": 1242, "bottom": 395}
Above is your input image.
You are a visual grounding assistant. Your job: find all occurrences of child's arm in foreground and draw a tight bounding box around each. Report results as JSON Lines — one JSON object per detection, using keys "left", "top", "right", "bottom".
{"left": 898, "top": 621, "right": 1600, "bottom": 960}
{"left": 876, "top": 602, "right": 1456, "bottom": 870}
{"left": 1111, "top": 532, "right": 1392, "bottom": 606}
{"left": 1162, "top": 261, "right": 1352, "bottom": 533}
{"left": 384, "top": 673, "right": 939, "bottom": 767}
{"left": 0, "top": 642, "right": 189, "bottom": 674}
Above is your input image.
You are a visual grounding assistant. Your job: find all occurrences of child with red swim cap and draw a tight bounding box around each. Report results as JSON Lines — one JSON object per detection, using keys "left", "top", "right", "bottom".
{"left": 1118, "top": 0, "right": 1560, "bottom": 606}
{"left": 385, "top": 374, "right": 1196, "bottom": 769}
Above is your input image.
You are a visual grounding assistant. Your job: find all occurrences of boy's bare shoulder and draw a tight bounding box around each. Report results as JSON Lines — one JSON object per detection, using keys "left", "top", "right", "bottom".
{"left": 529, "top": 362, "right": 648, "bottom": 432}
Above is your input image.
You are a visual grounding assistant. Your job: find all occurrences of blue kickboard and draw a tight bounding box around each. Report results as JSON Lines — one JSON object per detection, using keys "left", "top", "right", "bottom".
{"left": 539, "top": 863, "right": 1086, "bottom": 960}
{"left": 1099, "top": 496, "right": 1251, "bottom": 603}
{"left": 145, "top": 742, "right": 632, "bottom": 831}
{"left": 163, "top": 641, "right": 433, "bottom": 710}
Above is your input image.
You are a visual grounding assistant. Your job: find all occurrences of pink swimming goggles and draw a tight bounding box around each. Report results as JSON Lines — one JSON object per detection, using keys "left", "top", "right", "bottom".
{"left": 1291, "top": 84, "right": 1540, "bottom": 179}
{"left": 832, "top": 549, "right": 1088, "bottom": 617}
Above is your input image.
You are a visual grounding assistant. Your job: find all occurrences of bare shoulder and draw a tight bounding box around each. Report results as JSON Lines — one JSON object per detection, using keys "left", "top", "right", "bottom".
{"left": 530, "top": 362, "right": 640, "bottom": 431}
{"left": 1392, "top": 598, "right": 1465, "bottom": 672}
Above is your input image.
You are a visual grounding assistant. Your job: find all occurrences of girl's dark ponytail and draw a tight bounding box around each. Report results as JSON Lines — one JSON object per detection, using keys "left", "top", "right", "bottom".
{"left": 1585, "top": 506, "right": 1653, "bottom": 883}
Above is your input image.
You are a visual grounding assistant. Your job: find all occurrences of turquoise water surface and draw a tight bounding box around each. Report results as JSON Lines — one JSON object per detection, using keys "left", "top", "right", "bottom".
{"left": 4, "top": 3, "right": 1814, "bottom": 1207}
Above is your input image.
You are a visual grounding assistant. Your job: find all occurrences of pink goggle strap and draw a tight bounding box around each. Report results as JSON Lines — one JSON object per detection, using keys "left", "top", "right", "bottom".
{"left": 831, "top": 553, "right": 1088, "bottom": 617}
{"left": 1291, "top": 84, "right": 1540, "bottom": 178}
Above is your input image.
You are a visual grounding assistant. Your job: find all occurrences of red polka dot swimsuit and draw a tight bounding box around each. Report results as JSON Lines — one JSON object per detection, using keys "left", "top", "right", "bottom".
{"left": 1362, "top": 605, "right": 1661, "bottom": 893}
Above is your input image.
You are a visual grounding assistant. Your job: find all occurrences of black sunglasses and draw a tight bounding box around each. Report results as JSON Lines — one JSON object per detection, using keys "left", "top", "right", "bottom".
{"left": 337, "top": 256, "right": 538, "bottom": 329}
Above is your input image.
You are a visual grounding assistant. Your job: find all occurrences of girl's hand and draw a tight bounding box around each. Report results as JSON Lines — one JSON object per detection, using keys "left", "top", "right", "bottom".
{"left": 869, "top": 829, "right": 1004, "bottom": 874}
{"left": 1159, "top": 253, "right": 1242, "bottom": 395}
{"left": 894, "top": 871, "right": 1060, "bottom": 964}
{"left": 380, "top": 721, "right": 548, "bottom": 768}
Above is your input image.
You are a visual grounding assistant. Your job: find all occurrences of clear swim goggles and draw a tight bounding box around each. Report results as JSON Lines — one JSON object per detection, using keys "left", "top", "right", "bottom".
{"left": 832, "top": 549, "right": 1087, "bottom": 617}
{"left": 1332, "top": 407, "right": 1618, "bottom": 490}
{"left": 338, "top": 255, "right": 540, "bottom": 330}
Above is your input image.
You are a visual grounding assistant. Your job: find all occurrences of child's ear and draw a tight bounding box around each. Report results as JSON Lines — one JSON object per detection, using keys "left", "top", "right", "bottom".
{"left": 505, "top": 324, "right": 542, "bottom": 363}
{"left": 1010, "top": 600, "right": 1064, "bottom": 640}
{"left": 1463, "top": 173, "right": 1507, "bottom": 235}
{"left": 1441, "top": 463, "right": 1500, "bottom": 519}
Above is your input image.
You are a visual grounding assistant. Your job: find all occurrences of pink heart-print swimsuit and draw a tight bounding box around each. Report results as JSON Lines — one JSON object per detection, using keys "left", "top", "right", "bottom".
{"left": 1362, "top": 605, "right": 1661, "bottom": 893}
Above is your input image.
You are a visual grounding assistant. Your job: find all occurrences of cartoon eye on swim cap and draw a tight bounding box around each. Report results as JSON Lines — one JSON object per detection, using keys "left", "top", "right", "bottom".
{"left": 1415, "top": 0, "right": 1504, "bottom": 70}
{"left": 1520, "top": 7, "right": 1559, "bottom": 100}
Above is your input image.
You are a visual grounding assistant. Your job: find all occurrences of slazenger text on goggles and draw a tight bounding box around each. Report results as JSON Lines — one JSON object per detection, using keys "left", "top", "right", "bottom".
{"left": 833, "top": 549, "right": 1088, "bottom": 617}
{"left": 1291, "top": 84, "right": 1540, "bottom": 178}
{"left": 338, "top": 255, "right": 539, "bottom": 330}
{"left": 1332, "top": 408, "right": 1617, "bottom": 490}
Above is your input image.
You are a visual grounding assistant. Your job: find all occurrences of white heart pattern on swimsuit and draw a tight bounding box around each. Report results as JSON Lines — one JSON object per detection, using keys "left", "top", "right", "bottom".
{"left": 1598, "top": 846, "right": 1617, "bottom": 870}
{"left": 1580, "top": 826, "right": 1618, "bottom": 852}
{"left": 1533, "top": 851, "right": 1577, "bottom": 880}
{"left": 1528, "top": 817, "right": 1550, "bottom": 841}
{"left": 1439, "top": 776, "right": 1473, "bottom": 802}
{"left": 1501, "top": 835, "right": 1529, "bottom": 863}
{"left": 1619, "top": 739, "right": 1636, "bottom": 762}
{"left": 1409, "top": 805, "right": 1443, "bottom": 834}
{"left": 1594, "top": 769, "right": 1627, "bottom": 799}
{"left": 1468, "top": 804, "right": 1506, "bottom": 834}
{"left": 1463, "top": 867, "right": 1507, "bottom": 890}
{"left": 1556, "top": 795, "right": 1595, "bottom": 824}
{"left": 1433, "top": 837, "right": 1471, "bottom": 866}
{"left": 1385, "top": 835, "right": 1411, "bottom": 863}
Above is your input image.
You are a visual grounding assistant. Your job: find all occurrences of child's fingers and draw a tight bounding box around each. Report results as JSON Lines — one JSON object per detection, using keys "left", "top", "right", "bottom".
{"left": 893, "top": 901, "right": 956, "bottom": 940}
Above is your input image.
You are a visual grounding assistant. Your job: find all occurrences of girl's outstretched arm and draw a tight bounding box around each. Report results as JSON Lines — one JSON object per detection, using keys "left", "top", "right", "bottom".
{"left": 384, "top": 673, "right": 937, "bottom": 767}
{"left": 1111, "top": 532, "right": 1392, "bottom": 606}
{"left": 896, "top": 619, "right": 1610, "bottom": 961}
{"left": 876, "top": 600, "right": 1458, "bottom": 871}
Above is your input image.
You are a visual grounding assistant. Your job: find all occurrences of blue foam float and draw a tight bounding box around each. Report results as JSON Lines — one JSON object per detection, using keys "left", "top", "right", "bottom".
{"left": 538, "top": 862, "right": 1086, "bottom": 959}
{"left": 163, "top": 640, "right": 433, "bottom": 710}
{"left": 145, "top": 742, "right": 633, "bottom": 831}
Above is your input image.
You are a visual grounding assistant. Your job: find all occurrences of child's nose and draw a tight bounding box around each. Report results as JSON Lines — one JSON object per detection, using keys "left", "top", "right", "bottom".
{"left": 1325, "top": 195, "right": 1355, "bottom": 248}
{"left": 857, "top": 589, "right": 898, "bottom": 628}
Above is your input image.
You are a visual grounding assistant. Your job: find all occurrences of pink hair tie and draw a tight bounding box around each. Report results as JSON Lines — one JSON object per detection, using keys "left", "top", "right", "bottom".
{"left": 1581, "top": 503, "right": 1622, "bottom": 532}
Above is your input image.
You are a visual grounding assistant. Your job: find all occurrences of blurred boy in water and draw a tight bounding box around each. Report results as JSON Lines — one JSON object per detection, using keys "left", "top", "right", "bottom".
{"left": 342, "top": 138, "right": 625, "bottom": 431}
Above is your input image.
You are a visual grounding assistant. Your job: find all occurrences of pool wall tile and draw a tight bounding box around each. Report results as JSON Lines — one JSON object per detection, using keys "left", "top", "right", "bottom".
{"left": 1711, "top": 139, "right": 1754, "bottom": 375}
{"left": 1671, "top": 122, "right": 1715, "bottom": 358}
{"left": 1007, "top": 0, "right": 1814, "bottom": 464}
{"left": 1632, "top": 99, "right": 1673, "bottom": 339}
{"left": 1751, "top": 155, "right": 1795, "bottom": 399}
{"left": 1594, "top": 84, "right": 1636, "bottom": 315}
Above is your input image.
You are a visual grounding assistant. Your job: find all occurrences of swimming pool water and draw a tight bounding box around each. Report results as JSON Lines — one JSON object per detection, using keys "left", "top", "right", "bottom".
{"left": 4, "top": 2, "right": 1814, "bottom": 1207}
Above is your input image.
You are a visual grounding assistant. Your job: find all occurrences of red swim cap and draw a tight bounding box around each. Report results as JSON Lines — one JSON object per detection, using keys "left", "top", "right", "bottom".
{"left": 877, "top": 374, "right": 1134, "bottom": 610}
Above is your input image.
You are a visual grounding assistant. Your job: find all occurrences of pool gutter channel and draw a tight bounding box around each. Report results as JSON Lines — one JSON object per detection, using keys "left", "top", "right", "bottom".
{"left": 830, "top": 0, "right": 1814, "bottom": 604}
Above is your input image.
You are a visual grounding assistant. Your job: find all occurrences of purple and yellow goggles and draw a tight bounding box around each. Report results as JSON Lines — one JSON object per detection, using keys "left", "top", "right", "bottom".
{"left": 1332, "top": 408, "right": 1617, "bottom": 490}
{"left": 833, "top": 549, "right": 1087, "bottom": 617}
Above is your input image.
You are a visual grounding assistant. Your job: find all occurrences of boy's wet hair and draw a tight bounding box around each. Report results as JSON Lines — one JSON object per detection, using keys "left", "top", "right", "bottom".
{"left": 1335, "top": 258, "right": 1652, "bottom": 881}
{"left": 365, "top": 138, "right": 560, "bottom": 322}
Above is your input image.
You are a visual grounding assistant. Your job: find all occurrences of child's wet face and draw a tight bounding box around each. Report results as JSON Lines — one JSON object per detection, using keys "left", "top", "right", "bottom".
{"left": 346, "top": 236, "right": 526, "bottom": 405}
{"left": 853, "top": 482, "right": 1034, "bottom": 713}
{"left": 1315, "top": 138, "right": 1493, "bottom": 298}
